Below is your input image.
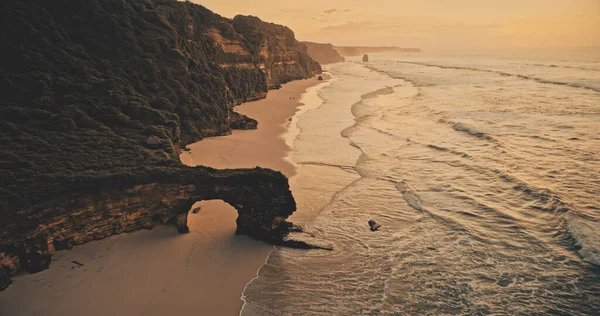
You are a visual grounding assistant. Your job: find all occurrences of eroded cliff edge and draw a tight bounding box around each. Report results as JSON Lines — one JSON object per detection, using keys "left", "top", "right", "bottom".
{"left": 302, "top": 42, "right": 345, "bottom": 64}
{"left": 0, "top": 0, "right": 321, "bottom": 287}
{"left": 0, "top": 166, "right": 296, "bottom": 276}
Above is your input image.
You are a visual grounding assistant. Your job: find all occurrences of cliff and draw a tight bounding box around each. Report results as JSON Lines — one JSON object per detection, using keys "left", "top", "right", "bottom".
{"left": 301, "top": 42, "right": 345, "bottom": 64}
{"left": 233, "top": 16, "right": 322, "bottom": 89}
{"left": 333, "top": 46, "right": 421, "bottom": 56}
{"left": 0, "top": 166, "right": 296, "bottom": 274}
{"left": 0, "top": 0, "right": 321, "bottom": 286}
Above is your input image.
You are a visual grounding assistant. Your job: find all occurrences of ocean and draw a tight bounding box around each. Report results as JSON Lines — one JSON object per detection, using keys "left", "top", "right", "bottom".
{"left": 241, "top": 49, "right": 600, "bottom": 315}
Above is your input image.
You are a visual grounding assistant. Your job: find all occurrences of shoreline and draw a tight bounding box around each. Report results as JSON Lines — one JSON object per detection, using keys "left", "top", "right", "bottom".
{"left": 180, "top": 76, "right": 328, "bottom": 314}
{"left": 0, "top": 77, "right": 326, "bottom": 316}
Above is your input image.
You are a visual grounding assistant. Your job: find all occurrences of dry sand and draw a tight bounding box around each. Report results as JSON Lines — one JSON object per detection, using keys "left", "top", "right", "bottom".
{"left": 0, "top": 77, "right": 324, "bottom": 316}
{"left": 180, "top": 79, "right": 324, "bottom": 176}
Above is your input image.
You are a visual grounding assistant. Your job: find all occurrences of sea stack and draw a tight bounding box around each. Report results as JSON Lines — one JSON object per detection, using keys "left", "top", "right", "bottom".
{"left": 368, "top": 220, "right": 381, "bottom": 231}
{"left": 363, "top": 54, "right": 369, "bottom": 62}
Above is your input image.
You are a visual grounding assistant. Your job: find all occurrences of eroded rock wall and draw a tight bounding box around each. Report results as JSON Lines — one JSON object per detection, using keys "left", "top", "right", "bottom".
{"left": 0, "top": 166, "right": 295, "bottom": 277}
{"left": 232, "top": 16, "right": 322, "bottom": 89}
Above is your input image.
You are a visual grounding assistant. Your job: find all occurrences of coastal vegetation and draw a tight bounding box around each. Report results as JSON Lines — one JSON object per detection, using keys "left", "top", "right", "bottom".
{"left": 0, "top": 0, "right": 321, "bottom": 286}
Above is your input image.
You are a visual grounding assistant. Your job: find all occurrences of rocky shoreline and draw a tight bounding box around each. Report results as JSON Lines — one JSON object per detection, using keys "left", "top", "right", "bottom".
{"left": 0, "top": 0, "right": 322, "bottom": 288}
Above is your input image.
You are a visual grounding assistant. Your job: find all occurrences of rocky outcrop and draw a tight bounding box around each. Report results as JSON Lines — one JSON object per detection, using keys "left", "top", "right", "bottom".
{"left": 301, "top": 42, "right": 345, "bottom": 64}
{"left": 363, "top": 54, "right": 369, "bottom": 62}
{"left": 229, "top": 111, "right": 259, "bottom": 130}
{"left": 0, "top": 0, "right": 322, "bottom": 287}
{"left": 368, "top": 220, "right": 381, "bottom": 231}
{"left": 0, "top": 269, "right": 11, "bottom": 291}
{"left": 333, "top": 46, "right": 421, "bottom": 56}
{"left": 0, "top": 166, "right": 296, "bottom": 282}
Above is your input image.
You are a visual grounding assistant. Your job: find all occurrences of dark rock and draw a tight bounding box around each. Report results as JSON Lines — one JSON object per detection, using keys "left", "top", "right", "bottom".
{"left": 368, "top": 220, "right": 381, "bottom": 231}
{"left": 362, "top": 54, "right": 369, "bottom": 62}
{"left": 283, "top": 240, "right": 333, "bottom": 251}
{"left": 53, "top": 238, "right": 74, "bottom": 251}
{"left": 19, "top": 232, "right": 53, "bottom": 273}
{"left": 229, "top": 112, "right": 258, "bottom": 130}
{"left": 24, "top": 252, "right": 52, "bottom": 273}
{"left": 175, "top": 212, "right": 190, "bottom": 234}
{"left": 318, "top": 76, "right": 323, "bottom": 81}
{"left": 0, "top": 269, "right": 12, "bottom": 291}
{"left": 286, "top": 224, "right": 316, "bottom": 237}
{"left": 497, "top": 277, "right": 513, "bottom": 287}
{"left": 283, "top": 226, "right": 329, "bottom": 249}
{"left": 288, "top": 224, "right": 304, "bottom": 233}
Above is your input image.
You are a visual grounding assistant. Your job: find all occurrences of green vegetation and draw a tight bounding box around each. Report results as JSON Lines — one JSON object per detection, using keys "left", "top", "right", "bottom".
{"left": 0, "top": 0, "right": 320, "bottom": 241}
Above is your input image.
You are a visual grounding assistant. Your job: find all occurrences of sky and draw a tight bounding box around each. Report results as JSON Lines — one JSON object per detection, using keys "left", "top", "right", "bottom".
{"left": 193, "top": 0, "right": 600, "bottom": 50}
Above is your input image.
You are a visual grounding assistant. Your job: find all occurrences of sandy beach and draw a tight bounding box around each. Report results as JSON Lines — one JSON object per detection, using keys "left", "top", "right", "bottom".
{"left": 5, "top": 0, "right": 599, "bottom": 314}
{"left": 0, "top": 77, "right": 324, "bottom": 316}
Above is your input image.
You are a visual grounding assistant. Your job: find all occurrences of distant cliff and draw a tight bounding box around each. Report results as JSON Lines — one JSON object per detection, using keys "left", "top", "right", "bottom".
{"left": 0, "top": 0, "right": 321, "bottom": 285}
{"left": 333, "top": 46, "right": 421, "bottom": 56}
{"left": 302, "top": 42, "right": 345, "bottom": 64}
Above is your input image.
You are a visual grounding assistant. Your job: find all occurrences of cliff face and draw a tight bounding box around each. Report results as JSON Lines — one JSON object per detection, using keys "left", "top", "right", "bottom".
{"left": 301, "top": 42, "right": 345, "bottom": 65}
{"left": 233, "top": 16, "right": 322, "bottom": 89}
{"left": 0, "top": 166, "right": 295, "bottom": 274}
{"left": 0, "top": 0, "right": 320, "bottom": 284}
{"left": 333, "top": 46, "right": 421, "bottom": 56}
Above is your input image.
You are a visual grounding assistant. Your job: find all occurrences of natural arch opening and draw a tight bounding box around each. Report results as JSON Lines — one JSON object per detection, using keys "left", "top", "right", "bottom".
{"left": 186, "top": 200, "right": 240, "bottom": 238}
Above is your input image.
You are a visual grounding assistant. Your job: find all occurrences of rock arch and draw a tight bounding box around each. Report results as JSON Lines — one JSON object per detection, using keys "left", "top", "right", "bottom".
{"left": 0, "top": 166, "right": 296, "bottom": 278}
{"left": 171, "top": 167, "right": 297, "bottom": 244}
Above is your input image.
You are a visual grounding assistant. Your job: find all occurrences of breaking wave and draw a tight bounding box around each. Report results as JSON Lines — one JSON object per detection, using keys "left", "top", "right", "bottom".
{"left": 397, "top": 61, "right": 600, "bottom": 93}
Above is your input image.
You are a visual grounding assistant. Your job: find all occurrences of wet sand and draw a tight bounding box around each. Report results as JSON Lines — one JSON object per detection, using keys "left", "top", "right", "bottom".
{"left": 0, "top": 77, "right": 324, "bottom": 316}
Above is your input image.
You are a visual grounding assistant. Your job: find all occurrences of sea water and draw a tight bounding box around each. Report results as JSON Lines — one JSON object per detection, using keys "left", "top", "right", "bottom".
{"left": 241, "top": 48, "right": 600, "bottom": 315}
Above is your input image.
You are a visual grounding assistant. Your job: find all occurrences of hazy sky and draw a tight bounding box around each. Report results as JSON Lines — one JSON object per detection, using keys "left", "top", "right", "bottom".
{"left": 194, "top": 0, "right": 599, "bottom": 50}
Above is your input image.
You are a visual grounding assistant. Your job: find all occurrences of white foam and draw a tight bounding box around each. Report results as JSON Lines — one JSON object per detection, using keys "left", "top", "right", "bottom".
{"left": 567, "top": 215, "right": 600, "bottom": 266}
{"left": 239, "top": 246, "right": 276, "bottom": 316}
